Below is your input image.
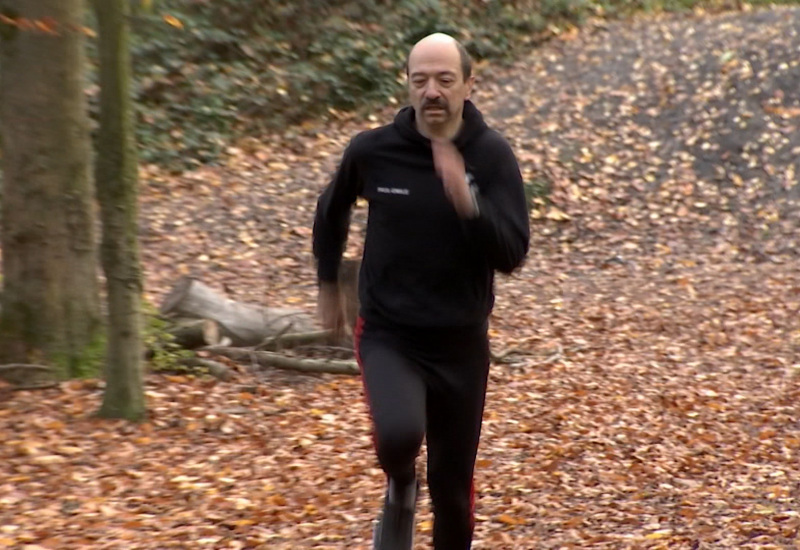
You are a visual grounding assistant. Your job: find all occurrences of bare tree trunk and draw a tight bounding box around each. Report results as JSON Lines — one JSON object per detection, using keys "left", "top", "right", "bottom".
{"left": 93, "top": 0, "right": 145, "bottom": 421}
{"left": 0, "top": 0, "right": 102, "bottom": 377}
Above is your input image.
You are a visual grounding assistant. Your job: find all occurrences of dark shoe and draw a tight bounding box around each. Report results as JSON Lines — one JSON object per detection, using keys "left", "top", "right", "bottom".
{"left": 373, "top": 478, "right": 419, "bottom": 550}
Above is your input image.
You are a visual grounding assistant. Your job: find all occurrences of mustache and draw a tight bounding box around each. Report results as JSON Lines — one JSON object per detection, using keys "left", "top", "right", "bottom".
{"left": 422, "top": 98, "right": 447, "bottom": 109}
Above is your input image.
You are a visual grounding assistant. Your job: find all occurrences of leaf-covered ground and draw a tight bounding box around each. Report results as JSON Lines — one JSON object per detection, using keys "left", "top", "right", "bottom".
{"left": 3, "top": 7, "right": 800, "bottom": 549}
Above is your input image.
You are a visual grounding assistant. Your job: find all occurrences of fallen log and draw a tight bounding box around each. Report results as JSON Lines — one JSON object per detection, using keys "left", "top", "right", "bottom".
{"left": 167, "top": 318, "right": 222, "bottom": 350}
{"left": 160, "top": 277, "right": 317, "bottom": 347}
{"left": 204, "top": 346, "right": 359, "bottom": 376}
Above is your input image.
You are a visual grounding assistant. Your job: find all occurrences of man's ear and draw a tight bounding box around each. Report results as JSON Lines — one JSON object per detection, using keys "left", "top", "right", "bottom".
{"left": 465, "top": 75, "right": 476, "bottom": 100}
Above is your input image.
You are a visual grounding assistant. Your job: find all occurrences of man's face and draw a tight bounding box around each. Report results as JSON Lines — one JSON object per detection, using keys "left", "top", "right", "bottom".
{"left": 407, "top": 42, "right": 474, "bottom": 132}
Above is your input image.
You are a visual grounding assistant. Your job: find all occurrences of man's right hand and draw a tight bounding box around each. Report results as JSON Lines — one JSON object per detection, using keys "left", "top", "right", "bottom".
{"left": 432, "top": 138, "right": 478, "bottom": 219}
{"left": 318, "top": 281, "right": 345, "bottom": 340}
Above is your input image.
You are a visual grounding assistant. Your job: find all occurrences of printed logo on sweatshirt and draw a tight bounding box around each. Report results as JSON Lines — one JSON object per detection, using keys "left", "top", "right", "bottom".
{"left": 377, "top": 186, "right": 410, "bottom": 196}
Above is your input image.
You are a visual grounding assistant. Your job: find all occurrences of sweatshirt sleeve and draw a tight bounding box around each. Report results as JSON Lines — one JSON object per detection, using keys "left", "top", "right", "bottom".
{"left": 463, "top": 135, "right": 530, "bottom": 274}
{"left": 312, "top": 137, "right": 364, "bottom": 283}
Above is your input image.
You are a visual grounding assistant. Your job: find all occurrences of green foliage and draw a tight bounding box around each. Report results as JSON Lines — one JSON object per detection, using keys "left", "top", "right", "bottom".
{"left": 525, "top": 178, "right": 552, "bottom": 212}
{"left": 86, "top": 0, "right": 800, "bottom": 169}
{"left": 541, "top": 0, "right": 592, "bottom": 22}
{"left": 52, "top": 330, "right": 106, "bottom": 379}
{"left": 142, "top": 301, "right": 192, "bottom": 372}
{"left": 112, "top": 0, "right": 558, "bottom": 168}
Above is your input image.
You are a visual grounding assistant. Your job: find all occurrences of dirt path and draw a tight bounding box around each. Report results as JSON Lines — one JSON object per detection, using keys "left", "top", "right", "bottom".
{"left": 482, "top": 7, "right": 800, "bottom": 263}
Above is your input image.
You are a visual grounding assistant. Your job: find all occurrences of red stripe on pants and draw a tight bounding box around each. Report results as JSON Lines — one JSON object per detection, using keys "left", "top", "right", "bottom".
{"left": 353, "top": 316, "right": 379, "bottom": 454}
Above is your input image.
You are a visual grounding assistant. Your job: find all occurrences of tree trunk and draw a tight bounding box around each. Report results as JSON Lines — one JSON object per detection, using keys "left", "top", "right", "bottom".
{"left": 0, "top": 0, "right": 102, "bottom": 377}
{"left": 93, "top": 0, "right": 145, "bottom": 421}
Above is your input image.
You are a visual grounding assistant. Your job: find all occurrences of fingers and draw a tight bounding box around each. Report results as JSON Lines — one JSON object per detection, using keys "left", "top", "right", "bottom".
{"left": 331, "top": 309, "right": 346, "bottom": 340}
{"left": 431, "top": 138, "right": 464, "bottom": 181}
{"left": 431, "top": 139, "right": 446, "bottom": 177}
{"left": 318, "top": 282, "right": 346, "bottom": 339}
{"left": 431, "top": 140, "right": 475, "bottom": 217}
{"left": 320, "top": 307, "right": 345, "bottom": 341}
{"left": 326, "top": 306, "right": 344, "bottom": 331}
{"left": 320, "top": 303, "right": 344, "bottom": 331}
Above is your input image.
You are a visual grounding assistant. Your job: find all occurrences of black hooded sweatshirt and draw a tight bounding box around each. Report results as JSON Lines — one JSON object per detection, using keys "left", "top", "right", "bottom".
{"left": 313, "top": 100, "right": 530, "bottom": 328}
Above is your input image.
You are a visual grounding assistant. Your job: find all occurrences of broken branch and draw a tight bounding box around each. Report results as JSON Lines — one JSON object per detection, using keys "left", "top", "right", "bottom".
{"left": 203, "top": 346, "right": 359, "bottom": 376}
{"left": 0, "top": 364, "right": 53, "bottom": 373}
{"left": 256, "top": 330, "right": 333, "bottom": 351}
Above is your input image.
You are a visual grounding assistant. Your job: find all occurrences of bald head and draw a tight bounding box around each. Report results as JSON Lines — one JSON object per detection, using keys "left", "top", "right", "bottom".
{"left": 404, "top": 32, "right": 475, "bottom": 139}
{"left": 406, "top": 33, "right": 472, "bottom": 81}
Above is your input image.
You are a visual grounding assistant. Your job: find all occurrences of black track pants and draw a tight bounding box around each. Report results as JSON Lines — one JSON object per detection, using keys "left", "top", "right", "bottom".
{"left": 355, "top": 317, "right": 491, "bottom": 550}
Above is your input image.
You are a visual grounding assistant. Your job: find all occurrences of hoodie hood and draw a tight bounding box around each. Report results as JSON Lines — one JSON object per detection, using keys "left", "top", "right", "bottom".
{"left": 393, "top": 100, "right": 489, "bottom": 149}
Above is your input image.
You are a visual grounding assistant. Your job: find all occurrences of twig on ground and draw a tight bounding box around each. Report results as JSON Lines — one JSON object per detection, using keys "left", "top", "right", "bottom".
{"left": 203, "top": 346, "right": 359, "bottom": 376}
{"left": 179, "top": 357, "right": 233, "bottom": 381}
{"left": 0, "top": 364, "right": 58, "bottom": 390}
{"left": 256, "top": 330, "right": 333, "bottom": 352}
{"left": 491, "top": 347, "right": 525, "bottom": 364}
{"left": 293, "top": 344, "right": 355, "bottom": 357}
{"left": 256, "top": 322, "right": 294, "bottom": 351}
{"left": 0, "top": 364, "right": 53, "bottom": 373}
{"left": 529, "top": 344, "right": 564, "bottom": 367}
{"left": 12, "top": 382, "right": 59, "bottom": 391}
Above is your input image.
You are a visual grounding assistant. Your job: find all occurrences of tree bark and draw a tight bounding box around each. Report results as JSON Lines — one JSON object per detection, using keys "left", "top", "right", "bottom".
{"left": 0, "top": 0, "right": 102, "bottom": 377}
{"left": 93, "top": 0, "right": 145, "bottom": 421}
{"left": 160, "top": 277, "right": 317, "bottom": 346}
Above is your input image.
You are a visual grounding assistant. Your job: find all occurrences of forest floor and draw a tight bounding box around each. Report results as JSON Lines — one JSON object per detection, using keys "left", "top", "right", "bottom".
{"left": 2, "top": 6, "right": 800, "bottom": 549}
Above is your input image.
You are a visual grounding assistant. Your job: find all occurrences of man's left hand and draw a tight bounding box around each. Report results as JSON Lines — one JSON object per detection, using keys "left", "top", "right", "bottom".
{"left": 432, "top": 139, "right": 478, "bottom": 219}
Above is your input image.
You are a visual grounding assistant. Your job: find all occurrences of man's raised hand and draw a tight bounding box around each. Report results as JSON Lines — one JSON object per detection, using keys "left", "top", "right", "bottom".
{"left": 432, "top": 139, "right": 478, "bottom": 219}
